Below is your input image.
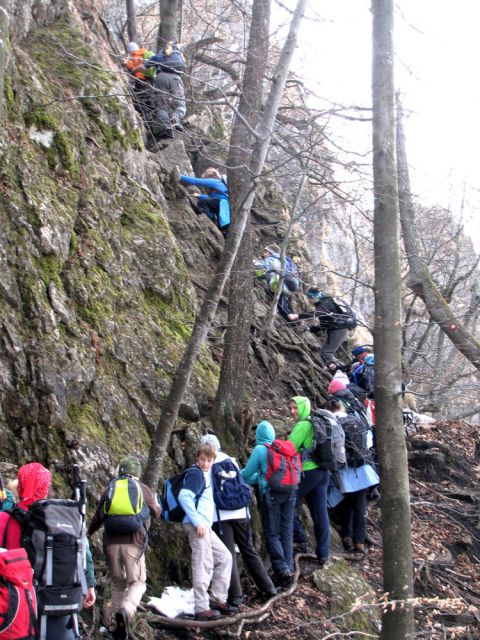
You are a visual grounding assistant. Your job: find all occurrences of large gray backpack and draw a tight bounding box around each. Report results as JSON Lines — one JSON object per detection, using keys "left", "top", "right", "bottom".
{"left": 308, "top": 409, "right": 346, "bottom": 471}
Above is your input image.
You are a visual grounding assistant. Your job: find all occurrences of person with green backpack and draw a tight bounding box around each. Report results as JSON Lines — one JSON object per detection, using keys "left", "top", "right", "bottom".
{"left": 88, "top": 456, "right": 160, "bottom": 640}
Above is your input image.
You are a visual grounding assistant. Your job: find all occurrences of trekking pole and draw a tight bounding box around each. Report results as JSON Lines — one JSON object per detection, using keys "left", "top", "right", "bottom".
{"left": 0, "top": 472, "right": 6, "bottom": 504}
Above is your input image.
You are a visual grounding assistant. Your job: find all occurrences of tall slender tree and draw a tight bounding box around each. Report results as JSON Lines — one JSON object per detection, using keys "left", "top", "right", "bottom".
{"left": 396, "top": 95, "right": 480, "bottom": 370}
{"left": 371, "top": 1, "right": 415, "bottom": 638}
{"left": 213, "top": 0, "right": 271, "bottom": 440}
{"left": 157, "top": 0, "right": 180, "bottom": 47}
{"left": 143, "top": 0, "right": 309, "bottom": 491}
{"left": 0, "top": 0, "right": 9, "bottom": 122}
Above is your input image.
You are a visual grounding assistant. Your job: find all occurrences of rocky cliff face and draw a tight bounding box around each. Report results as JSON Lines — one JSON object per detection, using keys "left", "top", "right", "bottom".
{"left": 0, "top": 2, "right": 223, "bottom": 495}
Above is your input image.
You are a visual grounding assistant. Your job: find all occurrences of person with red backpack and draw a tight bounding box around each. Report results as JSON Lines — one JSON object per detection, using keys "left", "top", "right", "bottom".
{"left": 241, "top": 421, "right": 299, "bottom": 589}
{"left": 288, "top": 396, "right": 331, "bottom": 567}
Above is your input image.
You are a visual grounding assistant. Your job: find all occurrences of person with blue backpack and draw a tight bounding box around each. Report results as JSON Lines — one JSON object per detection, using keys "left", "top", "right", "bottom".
{"left": 178, "top": 442, "right": 236, "bottom": 621}
{"left": 241, "top": 421, "right": 298, "bottom": 589}
{"left": 179, "top": 168, "right": 230, "bottom": 235}
{"left": 253, "top": 245, "right": 297, "bottom": 319}
{"left": 200, "top": 434, "right": 277, "bottom": 605}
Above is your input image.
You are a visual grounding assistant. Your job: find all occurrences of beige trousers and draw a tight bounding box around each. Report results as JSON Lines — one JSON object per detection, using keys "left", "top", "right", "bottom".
{"left": 185, "top": 524, "right": 232, "bottom": 613}
{"left": 106, "top": 543, "right": 146, "bottom": 623}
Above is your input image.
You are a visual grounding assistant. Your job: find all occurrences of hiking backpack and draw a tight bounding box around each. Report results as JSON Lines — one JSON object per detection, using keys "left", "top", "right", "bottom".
{"left": 19, "top": 499, "right": 87, "bottom": 636}
{"left": 331, "top": 297, "right": 357, "bottom": 330}
{"left": 264, "top": 440, "right": 301, "bottom": 493}
{"left": 158, "top": 42, "right": 186, "bottom": 74}
{"left": 308, "top": 410, "right": 346, "bottom": 471}
{"left": 0, "top": 547, "right": 37, "bottom": 640}
{"left": 337, "top": 415, "right": 371, "bottom": 467}
{"left": 103, "top": 476, "right": 150, "bottom": 535}
{"left": 161, "top": 467, "right": 205, "bottom": 523}
{"left": 211, "top": 459, "right": 252, "bottom": 511}
{"left": 284, "top": 256, "right": 300, "bottom": 292}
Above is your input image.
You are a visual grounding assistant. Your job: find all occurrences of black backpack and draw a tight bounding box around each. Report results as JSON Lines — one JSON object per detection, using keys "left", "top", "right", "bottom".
{"left": 308, "top": 410, "right": 346, "bottom": 471}
{"left": 337, "top": 414, "right": 371, "bottom": 467}
{"left": 161, "top": 467, "right": 205, "bottom": 523}
{"left": 331, "top": 297, "right": 357, "bottom": 330}
{"left": 18, "top": 499, "right": 87, "bottom": 635}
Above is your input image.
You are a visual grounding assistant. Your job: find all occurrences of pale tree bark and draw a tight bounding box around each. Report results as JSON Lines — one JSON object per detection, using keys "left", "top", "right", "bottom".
{"left": 157, "top": 0, "right": 180, "bottom": 48}
{"left": 372, "top": 1, "right": 415, "bottom": 638}
{"left": 143, "top": 0, "right": 309, "bottom": 491}
{"left": 125, "top": 0, "right": 137, "bottom": 43}
{"left": 0, "top": 0, "right": 9, "bottom": 122}
{"left": 213, "top": 0, "right": 271, "bottom": 441}
{"left": 396, "top": 96, "right": 480, "bottom": 370}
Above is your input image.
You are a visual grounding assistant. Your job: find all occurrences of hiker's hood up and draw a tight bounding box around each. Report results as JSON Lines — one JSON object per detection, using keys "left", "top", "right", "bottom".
{"left": 291, "top": 396, "right": 311, "bottom": 421}
{"left": 255, "top": 420, "right": 275, "bottom": 445}
{"left": 17, "top": 462, "right": 51, "bottom": 508}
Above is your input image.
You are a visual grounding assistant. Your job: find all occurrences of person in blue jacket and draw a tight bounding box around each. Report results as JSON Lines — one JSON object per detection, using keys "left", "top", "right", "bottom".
{"left": 179, "top": 168, "right": 230, "bottom": 235}
{"left": 178, "top": 443, "right": 236, "bottom": 621}
{"left": 241, "top": 420, "right": 295, "bottom": 588}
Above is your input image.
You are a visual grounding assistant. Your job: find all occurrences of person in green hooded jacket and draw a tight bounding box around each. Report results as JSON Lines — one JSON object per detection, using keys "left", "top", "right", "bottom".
{"left": 288, "top": 396, "right": 330, "bottom": 565}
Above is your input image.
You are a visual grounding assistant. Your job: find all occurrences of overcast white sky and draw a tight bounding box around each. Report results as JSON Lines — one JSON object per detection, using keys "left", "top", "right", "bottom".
{"left": 276, "top": 0, "right": 480, "bottom": 247}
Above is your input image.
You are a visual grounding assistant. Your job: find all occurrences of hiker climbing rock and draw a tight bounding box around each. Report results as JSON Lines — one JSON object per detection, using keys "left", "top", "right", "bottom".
{"left": 288, "top": 288, "right": 357, "bottom": 365}
{"left": 124, "top": 42, "right": 155, "bottom": 124}
{"left": 253, "top": 245, "right": 297, "bottom": 319}
{"left": 145, "top": 41, "right": 186, "bottom": 139}
{"left": 88, "top": 456, "right": 160, "bottom": 639}
{"left": 179, "top": 168, "right": 230, "bottom": 235}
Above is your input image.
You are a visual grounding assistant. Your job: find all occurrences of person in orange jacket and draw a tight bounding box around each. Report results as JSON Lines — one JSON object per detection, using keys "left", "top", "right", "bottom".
{"left": 124, "top": 42, "right": 154, "bottom": 124}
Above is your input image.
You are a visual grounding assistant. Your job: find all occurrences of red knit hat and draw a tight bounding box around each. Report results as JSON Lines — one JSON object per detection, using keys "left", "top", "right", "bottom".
{"left": 327, "top": 379, "right": 347, "bottom": 394}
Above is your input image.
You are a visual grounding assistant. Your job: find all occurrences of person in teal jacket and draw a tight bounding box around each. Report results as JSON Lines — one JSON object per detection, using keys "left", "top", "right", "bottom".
{"left": 179, "top": 167, "right": 230, "bottom": 235}
{"left": 242, "top": 421, "right": 295, "bottom": 588}
{"left": 288, "top": 396, "right": 330, "bottom": 565}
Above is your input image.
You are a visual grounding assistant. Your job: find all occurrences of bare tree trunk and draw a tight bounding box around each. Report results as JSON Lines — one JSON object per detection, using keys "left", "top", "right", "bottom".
{"left": 157, "top": 0, "right": 179, "bottom": 48}
{"left": 0, "top": 0, "right": 9, "bottom": 122}
{"left": 143, "top": 0, "right": 308, "bottom": 491}
{"left": 125, "top": 0, "right": 137, "bottom": 43}
{"left": 213, "top": 0, "right": 271, "bottom": 441}
{"left": 396, "top": 96, "right": 480, "bottom": 370}
{"left": 372, "top": 2, "right": 415, "bottom": 638}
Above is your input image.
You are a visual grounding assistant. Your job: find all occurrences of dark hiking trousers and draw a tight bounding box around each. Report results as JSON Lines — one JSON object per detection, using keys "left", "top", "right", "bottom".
{"left": 338, "top": 488, "right": 368, "bottom": 544}
{"left": 260, "top": 489, "right": 296, "bottom": 575}
{"left": 293, "top": 467, "right": 330, "bottom": 562}
{"left": 320, "top": 327, "right": 349, "bottom": 359}
{"left": 213, "top": 518, "right": 275, "bottom": 600}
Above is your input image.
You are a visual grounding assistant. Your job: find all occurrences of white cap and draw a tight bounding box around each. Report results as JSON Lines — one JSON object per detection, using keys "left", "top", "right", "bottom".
{"left": 127, "top": 42, "right": 139, "bottom": 53}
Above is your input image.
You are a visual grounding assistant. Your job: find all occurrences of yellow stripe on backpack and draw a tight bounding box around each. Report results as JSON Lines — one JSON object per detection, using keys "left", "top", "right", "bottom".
{"left": 104, "top": 477, "right": 144, "bottom": 516}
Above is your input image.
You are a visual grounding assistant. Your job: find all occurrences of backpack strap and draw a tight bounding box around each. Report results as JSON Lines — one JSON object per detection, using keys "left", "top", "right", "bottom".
{"left": 45, "top": 534, "right": 54, "bottom": 585}
{"left": 77, "top": 537, "right": 88, "bottom": 595}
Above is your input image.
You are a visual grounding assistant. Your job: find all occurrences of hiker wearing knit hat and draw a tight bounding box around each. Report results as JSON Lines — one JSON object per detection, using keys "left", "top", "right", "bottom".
{"left": 127, "top": 42, "right": 139, "bottom": 53}
{"left": 200, "top": 433, "right": 221, "bottom": 451}
{"left": 327, "top": 379, "right": 347, "bottom": 395}
{"left": 263, "top": 244, "right": 280, "bottom": 256}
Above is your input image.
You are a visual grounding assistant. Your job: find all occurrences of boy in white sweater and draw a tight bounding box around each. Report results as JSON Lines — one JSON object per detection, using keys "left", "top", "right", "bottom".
{"left": 178, "top": 443, "right": 235, "bottom": 620}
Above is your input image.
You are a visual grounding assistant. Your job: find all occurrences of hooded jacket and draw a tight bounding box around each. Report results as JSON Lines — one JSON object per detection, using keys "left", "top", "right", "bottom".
{"left": 288, "top": 396, "right": 319, "bottom": 472}
{"left": 241, "top": 421, "right": 276, "bottom": 494}
{"left": 0, "top": 462, "right": 52, "bottom": 549}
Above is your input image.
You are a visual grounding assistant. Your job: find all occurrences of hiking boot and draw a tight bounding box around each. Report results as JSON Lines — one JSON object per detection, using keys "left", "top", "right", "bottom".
{"left": 112, "top": 609, "right": 130, "bottom": 640}
{"left": 354, "top": 543, "right": 367, "bottom": 555}
{"left": 209, "top": 600, "right": 238, "bottom": 616}
{"left": 272, "top": 571, "right": 293, "bottom": 589}
{"left": 259, "top": 588, "right": 277, "bottom": 602}
{"left": 195, "top": 609, "right": 221, "bottom": 621}
{"left": 227, "top": 596, "right": 244, "bottom": 607}
{"left": 342, "top": 537, "right": 354, "bottom": 552}
{"left": 171, "top": 116, "right": 184, "bottom": 131}
{"left": 317, "top": 557, "right": 329, "bottom": 568}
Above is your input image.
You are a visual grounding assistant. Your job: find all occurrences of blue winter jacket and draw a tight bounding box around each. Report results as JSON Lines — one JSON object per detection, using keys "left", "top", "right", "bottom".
{"left": 179, "top": 175, "right": 230, "bottom": 228}
{"left": 241, "top": 421, "right": 276, "bottom": 495}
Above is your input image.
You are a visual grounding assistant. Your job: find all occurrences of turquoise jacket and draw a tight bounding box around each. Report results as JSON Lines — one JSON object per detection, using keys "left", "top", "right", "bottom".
{"left": 288, "top": 396, "right": 319, "bottom": 472}
{"left": 241, "top": 421, "right": 275, "bottom": 495}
